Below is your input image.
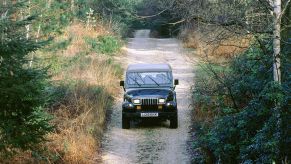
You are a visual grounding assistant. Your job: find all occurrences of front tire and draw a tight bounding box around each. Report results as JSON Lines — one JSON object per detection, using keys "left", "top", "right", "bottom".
{"left": 122, "top": 114, "right": 130, "bottom": 129}
{"left": 170, "top": 113, "right": 178, "bottom": 129}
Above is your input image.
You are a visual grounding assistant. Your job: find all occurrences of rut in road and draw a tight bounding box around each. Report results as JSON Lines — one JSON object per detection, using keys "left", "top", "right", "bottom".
{"left": 100, "top": 30, "right": 195, "bottom": 164}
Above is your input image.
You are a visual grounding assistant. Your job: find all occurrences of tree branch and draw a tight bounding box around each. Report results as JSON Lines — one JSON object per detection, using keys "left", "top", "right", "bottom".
{"left": 137, "top": 9, "right": 168, "bottom": 19}
{"left": 168, "top": 19, "right": 185, "bottom": 25}
{"left": 280, "top": 0, "right": 291, "bottom": 20}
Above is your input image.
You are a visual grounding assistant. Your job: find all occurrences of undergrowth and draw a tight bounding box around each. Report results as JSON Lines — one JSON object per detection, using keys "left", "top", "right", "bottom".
{"left": 85, "top": 35, "right": 122, "bottom": 55}
{"left": 180, "top": 24, "right": 251, "bottom": 62}
{"left": 192, "top": 40, "right": 290, "bottom": 163}
{"left": 7, "top": 22, "right": 123, "bottom": 163}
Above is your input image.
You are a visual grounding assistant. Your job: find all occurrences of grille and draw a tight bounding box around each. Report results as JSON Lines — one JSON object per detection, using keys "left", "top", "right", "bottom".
{"left": 141, "top": 98, "right": 158, "bottom": 105}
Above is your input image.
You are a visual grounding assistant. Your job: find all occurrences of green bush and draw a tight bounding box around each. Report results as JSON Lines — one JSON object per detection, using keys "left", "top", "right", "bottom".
{"left": 85, "top": 35, "right": 121, "bottom": 55}
{"left": 76, "top": 0, "right": 142, "bottom": 37}
{"left": 192, "top": 41, "right": 290, "bottom": 163}
{"left": 45, "top": 38, "right": 72, "bottom": 52}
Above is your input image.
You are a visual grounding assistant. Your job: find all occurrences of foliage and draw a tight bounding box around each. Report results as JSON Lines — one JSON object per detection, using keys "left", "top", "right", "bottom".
{"left": 192, "top": 41, "right": 290, "bottom": 163}
{"left": 26, "top": 0, "right": 73, "bottom": 38}
{"left": 85, "top": 35, "right": 122, "bottom": 55}
{"left": 76, "top": 0, "right": 143, "bottom": 36}
{"left": 45, "top": 38, "right": 72, "bottom": 52}
{"left": 27, "top": 0, "right": 143, "bottom": 40}
{"left": 0, "top": 0, "right": 129, "bottom": 162}
{"left": 0, "top": 3, "right": 53, "bottom": 157}
{"left": 27, "top": 17, "right": 124, "bottom": 161}
{"left": 133, "top": 0, "right": 180, "bottom": 37}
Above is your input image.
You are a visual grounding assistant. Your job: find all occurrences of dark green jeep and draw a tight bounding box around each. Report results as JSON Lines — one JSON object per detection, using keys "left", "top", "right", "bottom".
{"left": 120, "top": 64, "right": 179, "bottom": 129}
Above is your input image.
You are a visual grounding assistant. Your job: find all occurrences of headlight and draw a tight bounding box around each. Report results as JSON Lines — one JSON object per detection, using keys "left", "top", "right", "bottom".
{"left": 158, "top": 98, "right": 165, "bottom": 104}
{"left": 133, "top": 99, "right": 141, "bottom": 104}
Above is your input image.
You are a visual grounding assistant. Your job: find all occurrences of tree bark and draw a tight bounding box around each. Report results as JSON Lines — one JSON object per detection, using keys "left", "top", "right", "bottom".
{"left": 27, "top": 0, "right": 33, "bottom": 67}
{"left": 273, "top": 0, "right": 281, "bottom": 83}
{"left": 71, "top": 0, "right": 75, "bottom": 14}
{"left": 26, "top": 0, "right": 31, "bottom": 40}
{"left": 47, "top": 0, "right": 52, "bottom": 8}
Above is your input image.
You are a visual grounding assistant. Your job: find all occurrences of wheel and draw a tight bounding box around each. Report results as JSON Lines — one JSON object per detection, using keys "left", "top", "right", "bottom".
{"left": 170, "top": 113, "right": 178, "bottom": 129}
{"left": 122, "top": 114, "right": 130, "bottom": 129}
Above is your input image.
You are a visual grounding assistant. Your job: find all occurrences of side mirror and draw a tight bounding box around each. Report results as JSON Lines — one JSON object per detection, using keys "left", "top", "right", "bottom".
{"left": 174, "top": 79, "right": 179, "bottom": 85}
{"left": 120, "top": 80, "right": 125, "bottom": 87}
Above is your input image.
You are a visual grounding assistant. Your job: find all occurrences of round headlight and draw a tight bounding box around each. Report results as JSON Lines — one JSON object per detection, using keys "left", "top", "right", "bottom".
{"left": 133, "top": 99, "right": 141, "bottom": 104}
{"left": 158, "top": 98, "right": 165, "bottom": 104}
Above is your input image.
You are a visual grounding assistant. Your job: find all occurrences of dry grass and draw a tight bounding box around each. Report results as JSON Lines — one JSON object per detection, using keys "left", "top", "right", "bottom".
{"left": 180, "top": 23, "right": 252, "bottom": 62}
{"left": 46, "top": 82, "right": 111, "bottom": 163}
{"left": 62, "top": 23, "right": 111, "bottom": 57}
{"left": 6, "top": 22, "right": 122, "bottom": 163}
{"left": 44, "top": 22, "right": 121, "bottom": 163}
{"left": 45, "top": 59, "right": 120, "bottom": 163}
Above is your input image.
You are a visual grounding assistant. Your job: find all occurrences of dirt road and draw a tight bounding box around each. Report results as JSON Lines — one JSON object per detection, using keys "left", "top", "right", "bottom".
{"left": 100, "top": 30, "right": 195, "bottom": 164}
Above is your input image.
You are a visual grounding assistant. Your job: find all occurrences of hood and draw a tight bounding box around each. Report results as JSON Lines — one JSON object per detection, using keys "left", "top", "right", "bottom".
{"left": 125, "top": 88, "right": 173, "bottom": 99}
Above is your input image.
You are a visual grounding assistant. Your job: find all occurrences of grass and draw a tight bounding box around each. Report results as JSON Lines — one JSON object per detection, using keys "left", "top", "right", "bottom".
{"left": 46, "top": 81, "right": 113, "bottom": 163}
{"left": 180, "top": 24, "right": 252, "bottom": 63}
{"left": 6, "top": 22, "right": 123, "bottom": 163}
{"left": 45, "top": 56, "right": 120, "bottom": 163}
{"left": 45, "top": 23, "right": 122, "bottom": 163}
{"left": 85, "top": 35, "right": 122, "bottom": 55}
{"left": 192, "top": 63, "right": 227, "bottom": 124}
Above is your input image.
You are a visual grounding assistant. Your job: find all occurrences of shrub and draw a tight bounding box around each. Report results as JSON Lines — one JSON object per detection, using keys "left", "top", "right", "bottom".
{"left": 192, "top": 41, "right": 290, "bottom": 163}
{"left": 85, "top": 35, "right": 121, "bottom": 55}
{"left": 35, "top": 30, "right": 122, "bottom": 162}
{"left": 45, "top": 38, "right": 72, "bottom": 52}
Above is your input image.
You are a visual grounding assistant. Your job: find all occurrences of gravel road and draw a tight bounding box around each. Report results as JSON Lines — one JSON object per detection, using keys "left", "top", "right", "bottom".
{"left": 100, "top": 30, "right": 195, "bottom": 164}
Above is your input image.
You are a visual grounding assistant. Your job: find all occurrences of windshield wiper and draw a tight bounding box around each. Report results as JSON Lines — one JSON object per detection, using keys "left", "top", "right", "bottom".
{"left": 136, "top": 73, "right": 145, "bottom": 84}
{"left": 129, "top": 76, "right": 141, "bottom": 86}
{"left": 148, "top": 76, "right": 160, "bottom": 86}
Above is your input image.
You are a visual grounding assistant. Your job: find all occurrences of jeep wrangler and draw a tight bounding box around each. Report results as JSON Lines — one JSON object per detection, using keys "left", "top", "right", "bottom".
{"left": 120, "top": 64, "right": 179, "bottom": 129}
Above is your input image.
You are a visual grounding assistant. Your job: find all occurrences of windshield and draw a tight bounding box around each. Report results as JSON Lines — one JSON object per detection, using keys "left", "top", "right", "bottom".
{"left": 126, "top": 71, "right": 172, "bottom": 88}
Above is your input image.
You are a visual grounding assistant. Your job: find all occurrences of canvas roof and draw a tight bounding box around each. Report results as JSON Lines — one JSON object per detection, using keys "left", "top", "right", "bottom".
{"left": 126, "top": 64, "right": 172, "bottom": 72}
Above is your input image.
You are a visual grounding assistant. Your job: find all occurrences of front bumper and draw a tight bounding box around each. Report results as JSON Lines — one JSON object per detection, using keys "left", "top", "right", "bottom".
{"left": 122, "top": 101, "right": 177, "bottom": 111}
{"left": 123, "top": 111, "right": 177, "bottom": 119}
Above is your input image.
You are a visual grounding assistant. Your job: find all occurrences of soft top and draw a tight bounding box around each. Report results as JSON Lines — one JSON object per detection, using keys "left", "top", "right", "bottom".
{"left": 127, "top": 64, "right": 172, "bottom": 72}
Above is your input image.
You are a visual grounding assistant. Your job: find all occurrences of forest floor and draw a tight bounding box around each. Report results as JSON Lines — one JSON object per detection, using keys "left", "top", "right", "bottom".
{"left": 98, "top": 30, "right": 197, "bottom": 163}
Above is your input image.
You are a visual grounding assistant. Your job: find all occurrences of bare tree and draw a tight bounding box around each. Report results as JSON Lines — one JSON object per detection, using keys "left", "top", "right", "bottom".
{"left": 154, "top": 0, "right": 290, "bottom": 84}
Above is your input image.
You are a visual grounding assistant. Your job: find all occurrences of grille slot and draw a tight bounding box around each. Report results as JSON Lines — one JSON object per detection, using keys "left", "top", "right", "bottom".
{"left": 141, "top": 98, "right": 158, "bottom": 105}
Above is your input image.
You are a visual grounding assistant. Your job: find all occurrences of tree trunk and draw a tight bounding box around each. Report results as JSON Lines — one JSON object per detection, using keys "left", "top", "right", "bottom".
{"left": 273, "top": 1, "right": 284, "bottom": 161}
{"left": 47, "top": 0, "right": 52, "bottom": 8}
{"left": 27, "top": 0, "right": 33, "bottom": 67}
{"left": 71, "top": 0, "right": 75, "bottom": 14}
{"left": 26, "top": 0, "right": 31, "bottom": 40}
{"left": 273, "top": 0, "right": 281, "bottom": 83}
